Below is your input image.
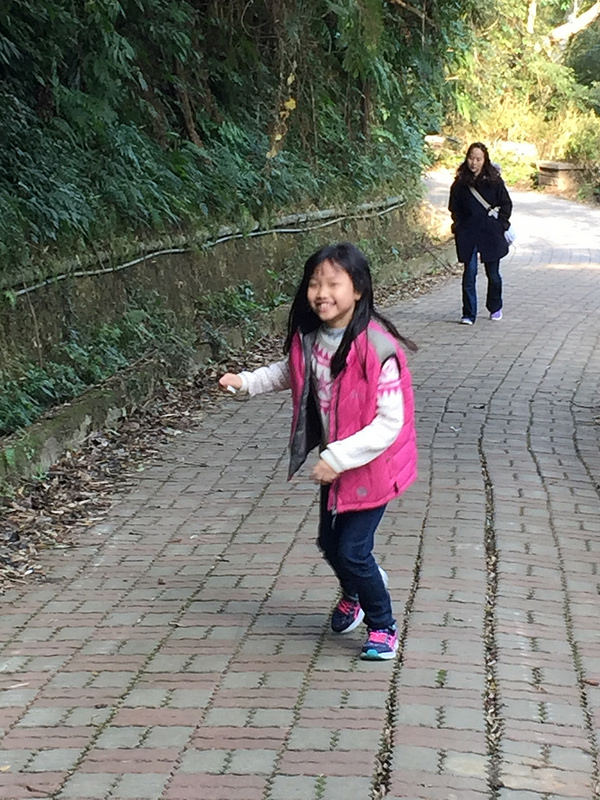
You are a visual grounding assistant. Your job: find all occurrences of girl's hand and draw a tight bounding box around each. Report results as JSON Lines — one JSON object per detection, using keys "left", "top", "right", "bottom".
{"left": 218, "top": 373, "right": 243, "bottom": 392}
{"left": 311, "top": 459, "right": 339, "bottom": 485}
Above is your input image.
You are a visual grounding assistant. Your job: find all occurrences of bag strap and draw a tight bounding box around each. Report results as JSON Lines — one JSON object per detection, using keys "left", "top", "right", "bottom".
{"left": 469, "top": 185, "right": 499, "bottom": 218}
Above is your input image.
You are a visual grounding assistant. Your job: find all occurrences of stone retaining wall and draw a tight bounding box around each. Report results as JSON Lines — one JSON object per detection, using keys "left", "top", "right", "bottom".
{"left": 0, "top": 198, "right": 454, "bottom": 487}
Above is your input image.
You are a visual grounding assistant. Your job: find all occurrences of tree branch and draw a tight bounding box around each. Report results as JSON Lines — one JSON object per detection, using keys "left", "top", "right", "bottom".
{"left": 548, "top": 1, "right": 600, "bottom": 42}
{"left": 387, "top": 0, "right": 434, "bottom": 26}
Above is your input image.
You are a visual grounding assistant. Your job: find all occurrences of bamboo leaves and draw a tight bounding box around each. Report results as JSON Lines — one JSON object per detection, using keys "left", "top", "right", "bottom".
{"left": 0, "top": 0, "right": 477, "bottom": 289}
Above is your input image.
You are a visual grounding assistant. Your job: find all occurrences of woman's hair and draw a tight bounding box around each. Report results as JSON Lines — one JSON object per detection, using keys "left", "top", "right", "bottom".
{"left": 284, "top": 242, "right": 416, "bottom": 377}
{"left": 456, "top": 141, "right": 501, "bottom": 184}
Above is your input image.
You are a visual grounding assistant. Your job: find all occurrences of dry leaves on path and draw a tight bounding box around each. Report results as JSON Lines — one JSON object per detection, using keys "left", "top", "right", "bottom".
{"left": 0, "top": 333, "right": 284, "bottom": 592}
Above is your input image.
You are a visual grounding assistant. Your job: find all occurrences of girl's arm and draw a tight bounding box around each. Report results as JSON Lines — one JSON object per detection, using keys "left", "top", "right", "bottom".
{"left": 219, "top": 360, "right": 290, "bottom": 396}
{"left": 319, "top": 357, "right": 404, "bottom": 474}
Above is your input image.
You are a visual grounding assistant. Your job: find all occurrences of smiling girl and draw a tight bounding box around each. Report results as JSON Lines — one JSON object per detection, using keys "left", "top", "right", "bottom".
{"left": 218, "top": 242, "right": 418, "bottom": 661}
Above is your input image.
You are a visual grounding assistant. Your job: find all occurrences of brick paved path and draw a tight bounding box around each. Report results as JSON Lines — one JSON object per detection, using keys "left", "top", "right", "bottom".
{"left": 1, "top": 175, "right": 600, "bottom": 800}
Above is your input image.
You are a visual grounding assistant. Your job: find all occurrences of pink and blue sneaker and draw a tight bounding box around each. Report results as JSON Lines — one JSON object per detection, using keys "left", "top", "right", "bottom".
{"left": 331, "top": 596, "right": 364, "bottom": 633}
{"left": 360, "top": 627, "right": 398, "bottom": 660}
{"left": 331, "top": 567, "right": 389, "bottom": 635}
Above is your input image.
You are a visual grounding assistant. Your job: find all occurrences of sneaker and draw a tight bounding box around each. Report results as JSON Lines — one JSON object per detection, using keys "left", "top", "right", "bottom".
{"left": 360, "top": 627, "right": 399, "bottom": 661}
{"left": 460, "top": 317, "right": 474, "bottom": 325}
{"left": 489, "top": 310, "right": 502, "bottom": 321}
{"left": 331, "top": 596, "right": 364, "bottom": 634}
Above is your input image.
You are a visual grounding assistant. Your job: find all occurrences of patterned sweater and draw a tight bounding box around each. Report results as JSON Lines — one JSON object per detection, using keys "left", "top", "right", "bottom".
{"left": 238, "top": 325, "right": 405, "bottom": 474}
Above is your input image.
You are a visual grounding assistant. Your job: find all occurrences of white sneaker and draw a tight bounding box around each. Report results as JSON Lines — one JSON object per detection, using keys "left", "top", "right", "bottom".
{"left": 460, "top": 317, "right": 474, "bottom": 325}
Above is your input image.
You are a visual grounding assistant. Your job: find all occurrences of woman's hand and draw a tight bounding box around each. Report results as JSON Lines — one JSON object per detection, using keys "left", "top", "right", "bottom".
{"left": 218, "top": 373, "right": 243, "bottom": 392}
{"left": 311, "top": 458, "right": 339, "bottom": 485}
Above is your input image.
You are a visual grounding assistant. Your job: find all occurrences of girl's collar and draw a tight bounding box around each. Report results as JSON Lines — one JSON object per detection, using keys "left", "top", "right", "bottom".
{"left": 319, "top": 324, "right": 346, "bottom": 339}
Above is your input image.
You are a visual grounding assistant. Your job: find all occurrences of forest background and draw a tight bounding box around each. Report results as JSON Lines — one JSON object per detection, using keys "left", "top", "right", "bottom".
{"left": 1, "top": 0, "right": 599, "bottom": 439}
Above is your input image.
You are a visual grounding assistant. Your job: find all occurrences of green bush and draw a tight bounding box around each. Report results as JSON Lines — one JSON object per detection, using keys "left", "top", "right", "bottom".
{"left": 0, "top": 292, "right": 194, "bottom": 436}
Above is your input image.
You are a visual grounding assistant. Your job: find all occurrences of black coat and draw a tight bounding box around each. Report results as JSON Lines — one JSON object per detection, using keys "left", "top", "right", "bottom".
{"left": 448, "top": 175, "right": 512, "bottom": 263}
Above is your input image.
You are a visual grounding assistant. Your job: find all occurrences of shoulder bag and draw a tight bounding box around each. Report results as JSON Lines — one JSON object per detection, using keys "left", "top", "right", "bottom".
{"left": 469, "top": 185, "right": 516, "bottom": 245}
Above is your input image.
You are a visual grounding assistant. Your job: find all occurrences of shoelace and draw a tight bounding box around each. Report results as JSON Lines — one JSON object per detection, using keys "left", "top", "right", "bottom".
{"left": 368, "top": 630, "right": 393, "bottom": 644}
{"left": 337, "top": 597, "right": 358, "bottom": 615}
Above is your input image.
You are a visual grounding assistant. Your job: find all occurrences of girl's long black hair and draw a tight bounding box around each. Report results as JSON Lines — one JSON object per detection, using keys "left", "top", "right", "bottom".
{"left": 456, "top": 141, "right": 502, "bottom": 185}
{"left": 284, "top": 242, "right": 417, "bottom": 378}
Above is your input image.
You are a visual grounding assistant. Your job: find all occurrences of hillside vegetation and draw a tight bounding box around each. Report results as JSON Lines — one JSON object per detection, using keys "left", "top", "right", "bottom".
{"left": 0, "top": 0, "right": 476, "bottom": 289}
{"left": 0, "top": 0, "right": 599, "bottom": 437}
{"left": 2, "top": 1, "right": 599, "bottom": 289}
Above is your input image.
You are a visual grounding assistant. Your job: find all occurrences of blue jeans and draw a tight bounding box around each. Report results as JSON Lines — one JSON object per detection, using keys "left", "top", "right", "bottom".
{"left": 318, "top": 486, "right": 394, "bottom": 630}
{"left": 462, "top": 248, "right": 502, "bottom": 321}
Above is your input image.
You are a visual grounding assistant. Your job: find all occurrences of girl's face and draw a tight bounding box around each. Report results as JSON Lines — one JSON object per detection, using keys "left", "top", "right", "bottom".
{"left": 467, "top": 147, "right": 485, "bottom": 177}
{"left": 307, "top": 259, "right": 361, "bottom": 328}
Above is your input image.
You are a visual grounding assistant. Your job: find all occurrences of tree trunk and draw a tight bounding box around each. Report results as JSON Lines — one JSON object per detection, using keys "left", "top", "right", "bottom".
{"left": 174, "top": 60, "right": 203, "bottom": 148}
{"left": 526, "top": 0, "right": 537, "bottom": 34}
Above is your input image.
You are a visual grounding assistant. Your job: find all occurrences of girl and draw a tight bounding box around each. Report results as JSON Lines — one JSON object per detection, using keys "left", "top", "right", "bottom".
{"left": 449, "top": 142, "right": 513, "bottom": 324}
{"left": 219, "top": 242, "right": 417, "bottom": 661}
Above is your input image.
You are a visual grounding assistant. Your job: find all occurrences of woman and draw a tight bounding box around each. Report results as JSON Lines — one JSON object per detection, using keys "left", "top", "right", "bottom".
{"left": 449, "top": 142, "right": 513, "bottom": 324}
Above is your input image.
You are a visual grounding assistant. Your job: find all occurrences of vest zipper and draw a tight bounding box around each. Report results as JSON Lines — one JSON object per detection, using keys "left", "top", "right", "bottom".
{"left": 330, "top": 376, "right": 341, "bottom": 517}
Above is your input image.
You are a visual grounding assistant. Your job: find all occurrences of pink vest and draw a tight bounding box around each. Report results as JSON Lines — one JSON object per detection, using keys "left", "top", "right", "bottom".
{"left": 288, "top": 321, "right": 418, "bottom": 512}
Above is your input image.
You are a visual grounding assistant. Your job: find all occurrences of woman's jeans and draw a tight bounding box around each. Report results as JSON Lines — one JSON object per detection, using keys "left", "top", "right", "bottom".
{"left": 462, "top": 247, "right": 502, "bottom": 321}
{"left": 318, "top": 485, "right": 394, "bottom": 630}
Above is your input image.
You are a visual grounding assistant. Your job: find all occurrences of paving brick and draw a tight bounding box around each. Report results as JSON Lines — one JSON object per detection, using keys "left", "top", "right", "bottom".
{"left": 165, "top": 773, "right": 266, "bottom": 800}
{"left": 439, "top": 706, "right": 485, "bottom": 730}
{"left": 0, "top": 656, "right": 30, "bottom": 672}
{"left": 246, "top": 708, "right": 296, "bottom": 727}
{"left": 0, "top": 749, "right": 34, "bottom": 771}
{"left": 192, "top": 725, "right": 285, "bottom": 749}
{"left": 393, "top": 744, "right": 439, "bottom": 771}
{"left": 166, "top": 689, "right": 212, "bottom": 708}
{"left": 203, "top": 707, "right": 250, "bottom": 726}
{"left": 16, "top": 708, "right": 67, "bottom": 727}
{"left": 320, "top": 776, "right": 373, "bottom": 799}
{"left": 286, "top": 726, "right": 334, "bottom": 750}
{"left": 95, "top": 727, "right": 147, "bottom": 748}
{"left": 57, "top": 772, "right": 117, "bottom": 798}
{"left": 27, "top": 748, "right": 81, "bottom": 772}
{"left": 0, "top": 688, "right": 38, "bottom": 707}
{"left": 178, "top": 747, "right": 229, "bottom": 773}
{"left": 393, "top": 726, "right": 486, "bottom": 753}
{"left": 111, "top": 772, "right": 168, "bottom": 799}
{"left": 395, "top": 704, "right": 442, "bottom": 726}
{"left": 64, "top": 707, "right": 113, "bottom": 726}
{"left": 268, "top": 775, "right": 321, "bottom": 800}
{"left": 0, "top": 772, "right": 65, "bottom": 798}
{"left": 548, "top": 746, "right": 595, "bottom": 771}
{"left": 444, "top": 751, "right": 488, "bottom": 778}
{"left": 278, "top": 749, "right": 376, "bottom": 776}
{"left": 144, "top": 726, "right": 194, "bottom": 747}
{"left": 227, "top": 748, "right": 279, "bottom": 774}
